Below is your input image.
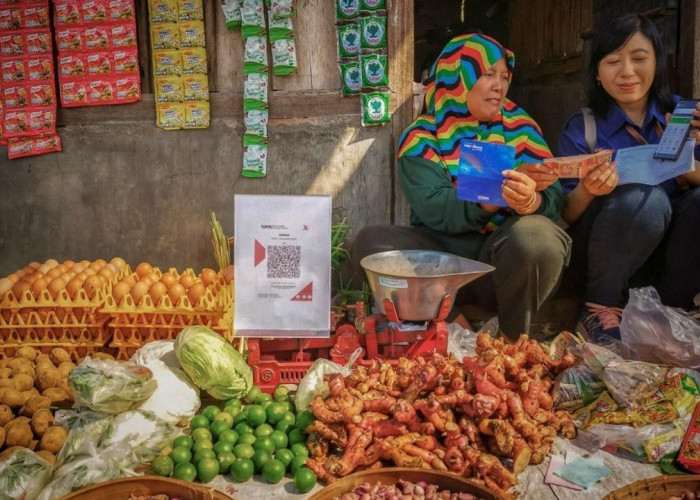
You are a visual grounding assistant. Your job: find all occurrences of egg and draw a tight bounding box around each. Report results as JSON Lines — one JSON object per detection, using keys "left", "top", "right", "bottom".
{"left": 130, "top": 281, "right": 150, "bottom": 304}
{"left": 31, "top": 277, "right": 49, "bottom": 300}
{"left": 27, "top": 261, "right": 41, "bottom": 270}
{"left": 47, "top": 277, "right": 67, "bottom": 300}
{"left": 44, "top": 258, "right": 59, "bottom": 268}
{"left": 38, "top": 263, "right": 53, "bottom": 275}
{"left": 121, "top": 274, "right": 137, "bottom": 288}
{"left": 46, "top": 267, "right": 63, "bottom": 280}
{"left": 200, "top": 268, "right": 218, "bottom": 287}
{"left": 179, "top": 273, "right": 196, "bottom": 290}
{"left": 66, "top": 277, "right": 84, "bottom": 300}
{"left": 13, "top": 280, "right": 32, "bottom": 300}
{"left": 62, "top": 259, "right": 75, "bottom": 269}
{"left": 187, "top": 282, "right": 205, "bottom": 307}
{"left": 98, "top": 266, "right": 116, "bottom": 283}
{"left": 160, "top": 272, "right": 178, "bottom": 288}
{"left": 135, "top": 262, "right": 153, "bottom": 279}
{"left": 149, "top": 281, "right": 168, "bottom": 305}
{"left": 0, "top": 277, "right": 13, "bottom": 295}
{"left": 88, "top": 260, "right": 104, "bottom": 272}
{"left": 14, "top": 268, "right": 28, "bottom": 279}
{"left": 7, "top": 273, "right": 20, "bottom": 283}
{"left": 112, "top": 281, "right": 131, "bottom": 304}
{"left": 83, "top": 275, "right": 103, "bottom": 299}
{"left": 83, "top": 267, "right": 97, "bottom": 277}
{"left": 167, "top": 283, "right": 186, "bottom": 306}
{"left": 110, "top": 257, "right": 127, "bottom": 272}
{"left": 71, "top": 261, "right": 88, "bottom": 273}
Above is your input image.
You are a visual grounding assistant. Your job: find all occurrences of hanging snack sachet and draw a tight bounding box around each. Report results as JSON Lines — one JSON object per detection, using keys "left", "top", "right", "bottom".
{"left": 269, "top": 17, "right": 294, "bottom": 39}
{"left": 359, "top": 0, "right": 386, "bottom": 13}
{"left": 243, "top": 144, "right": 268, "bottom": 178}
{"left": 220, "top": 0, "right": 242, "bottom": 30}
{"left": 360, "top": 52, "right": 387, "bottom": 88}
{"left": 178, "top": 0, "right": 204, "bottom": 20}
{"left": 240, "top": 0, "right": 266, "bottom": 38}
{"left": 270, "top": 37, "right": 298, "bottom": 76}
{"left": 361, "top": 91, "right": 390, "bottom": 126}
{"left": 244, "top": 108, "right": 268, "bottom": 140}
{"left": 243, "top": 36, "right": 268, "bottom": 74}
{"left": 336, "top": 0, "right": 359, "bottom": 22}
{"left": 268, "top": 0, "right": 295, "bottom": 19}
{"left": 337, "top": 23, "right": 360, "bottom": 58}
{"left": 243, "top": 73, "right": 269, "bottom": 110}
{"left": 360, "top": 15, "right": 387, "bottom": 50}
{"left": 339, "top": 60, "right": 362, "bottom": 96}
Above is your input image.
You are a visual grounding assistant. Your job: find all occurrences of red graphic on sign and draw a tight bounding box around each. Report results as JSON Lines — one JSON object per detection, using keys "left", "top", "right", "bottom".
{"left": 291, "top": 282, "right": 313, "bottom": 301}
{"left": 254, "top": 240, "right": 265, "bottom": 267}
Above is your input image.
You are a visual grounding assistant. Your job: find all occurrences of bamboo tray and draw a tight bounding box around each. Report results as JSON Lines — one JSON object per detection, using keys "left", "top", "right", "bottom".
{"left": 307, "top": 467, "right": 506, "bottom": 500}
{"left": 602, "top": 475, "right": 700, "bottom": 500}
{"left": 59, "top": 476, "right": 233, "bottom": 500}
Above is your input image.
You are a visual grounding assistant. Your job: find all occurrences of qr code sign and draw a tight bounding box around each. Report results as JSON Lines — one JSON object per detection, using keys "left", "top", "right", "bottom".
{"left": 267, "top": 245, "right": 301, "bottom": 279}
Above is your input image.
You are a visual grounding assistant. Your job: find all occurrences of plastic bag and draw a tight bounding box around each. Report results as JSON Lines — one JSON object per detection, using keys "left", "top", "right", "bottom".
{"left": 37, "top": 455, "right": 123, "bottom": 500}
{"left": 295, "top": 347, "right": 362, "bottom": 412}
{"left": 553, "top": 362, "right": 606, "bottom": 411}
{"left": 69, "top": 357, "right": 157, "bottom": 414}
{"left": 621, "top": 287, "right": 700, "bottom": 369}
{"left": 0, "top": 449, "right": 53, "bottom": 500}
{"left": 447, "top": 322, "right": 478, "bottom": 360}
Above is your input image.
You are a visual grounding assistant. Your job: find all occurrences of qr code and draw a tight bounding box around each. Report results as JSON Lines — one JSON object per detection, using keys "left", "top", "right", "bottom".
{"left": 267, "top": 245, "right": 301, "bottom": 278}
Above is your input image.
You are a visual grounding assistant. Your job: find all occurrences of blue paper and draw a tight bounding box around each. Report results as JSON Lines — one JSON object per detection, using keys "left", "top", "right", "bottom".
{"left": 553, "top": 456, "right": 611, "bottom": 489}
{"left": 615, "top": 138, "right": 695, "bottom": 185}
{"left": 457, "top": 139, "right": 515, "bottom": 207}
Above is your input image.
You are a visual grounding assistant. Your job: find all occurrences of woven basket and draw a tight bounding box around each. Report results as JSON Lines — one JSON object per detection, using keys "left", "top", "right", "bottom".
{"left": 602, "top": 475, "right": 700, "bottom": 500}
{"left": 307, "top": 467, "right": 507, "bottom": 500}
{"left": 59, "top": 476, "right": 233, "bottom": 500}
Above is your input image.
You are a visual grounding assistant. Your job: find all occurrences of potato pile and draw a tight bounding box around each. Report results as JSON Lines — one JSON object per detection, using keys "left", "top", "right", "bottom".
{"left": 0, "top": 346, "right": 76, "bottom": 464}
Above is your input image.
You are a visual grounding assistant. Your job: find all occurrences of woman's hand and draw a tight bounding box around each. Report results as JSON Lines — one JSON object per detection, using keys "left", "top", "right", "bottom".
{"left": 581, "top": 161, "right": 618, "bottom": 196}
{"left": 690, "top": 101, "right": 700, "bottom": 145}
{"left": 501, "top": 169, "right": 539, "bottom": 213}
{"left": 516, "top": 163, "right": 557, "bottom": 191}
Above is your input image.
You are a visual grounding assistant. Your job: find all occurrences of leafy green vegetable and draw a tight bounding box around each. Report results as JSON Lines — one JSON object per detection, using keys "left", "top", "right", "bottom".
{"left": 174, "top": 326, "right": 253, "bottom": 399}
{"left": 0, "top": 449, "right": 53, "bottom": 500}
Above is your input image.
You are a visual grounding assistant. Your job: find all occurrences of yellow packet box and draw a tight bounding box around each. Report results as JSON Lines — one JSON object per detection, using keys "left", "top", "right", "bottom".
{"left": 183, "top": 74, "right": 209, "bottom": 101}
{"left": 153, "top": 49, "right": 182, "bottom": 76}
{"left": 148, "top": 0, "right": 178, "bottom": 23}
{"left": 181, "top": 47, "right": 207, "bottom": 74}
{"left": 179, "top": 20, "right": 206, "bottom": 48}
{"left": 151, "top": 23, "right": 180, "bottom": 50}
{"left": 184, "top": 100, "right": 210, "bottom": 129}
{"left": 154, "top": 75, "right": 183, "bottom": 103}
{"left": 156, "top": 102, "right": 185, "bottom": 130}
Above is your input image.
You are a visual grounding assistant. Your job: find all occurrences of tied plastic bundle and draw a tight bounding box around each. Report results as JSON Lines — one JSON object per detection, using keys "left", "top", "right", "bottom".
{"left": 0, "top": 449, "right": 53, "bottom": 500}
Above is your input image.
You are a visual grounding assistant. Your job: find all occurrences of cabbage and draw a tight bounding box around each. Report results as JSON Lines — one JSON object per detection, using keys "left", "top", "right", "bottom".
{"left": 174, "top": 325, "right": 253, "bottom": 399}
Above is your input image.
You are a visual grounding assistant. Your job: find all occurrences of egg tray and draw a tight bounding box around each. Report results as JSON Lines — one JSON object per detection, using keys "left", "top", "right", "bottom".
{"left": 0, "top": 304, "right": 108, "bottom": 330}
{"left": 0, "top": 315, "right": 111, "bottom": 346}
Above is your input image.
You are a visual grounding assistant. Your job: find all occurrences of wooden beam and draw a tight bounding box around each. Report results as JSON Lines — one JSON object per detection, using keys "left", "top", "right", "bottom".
{"left": 678, "top": 0, "right": 700, "bottom": 98}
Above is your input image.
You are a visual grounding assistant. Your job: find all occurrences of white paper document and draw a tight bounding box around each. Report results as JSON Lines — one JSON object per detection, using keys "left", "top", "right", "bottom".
{"left": 615, "top": 138, "right": 695, "bottom": 185}
{"left": 234, "top": 195, "right": 331, "bottom": 338}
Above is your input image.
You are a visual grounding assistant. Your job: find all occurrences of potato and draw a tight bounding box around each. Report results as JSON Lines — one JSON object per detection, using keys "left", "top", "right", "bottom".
{"left": 0, "top": 388, "right": 25, "bottom": 408}
{"left": 20, "top": 395, "right": 51, "bottom": 417}
{"left": 36, "top": 449, "right": 56, "bottom": 465}
{"left": 57, "top": 361, "right": 76, "bottom": 379}
{"left": 0, "top": 404, "right": 13, "bottom": 426}
{"left": 43, "top": 388, "right": 71, "bottom": 405}
{"left": 92, "top": 352, "right": 114, "bottom": 361}
{"left": 31, "top": 409, "right": 53, "bottom": 437}
{"left": 39, "top": 425, "right": 68, "bottom": 454}
{"left": 0, "top": 378, "right": 13, "bottom": 389}
{"left": 5, "top": 416, "right": 29, "bottom": 431}
{"left": 5, "top": 420, "right": 32, "bottom": 447}
{"left": 0, "top": 358, "right": 8, "bottom": 370}
{"left": 50, "top": 348, "right": 72, "bottom": 365}
{"left": 35, "top": 354, "right": 52, "bottom": 366}
{"left": 0, "top": 446, "right": 24, "bottom": 460}
{"left": 0, "top": 427, "right": 4, "bottom": 448}
{"left": 8, "top": 357, "right": 35, "bottom": 378}
{"left": 12, "top": 373, "right": 34, "bottom": 392}
{"left": 0, "top": 367, "right": 11, "bottom": 378}
{"left": 36, "top": 366, "right": 61, "bottom": 391}
{"left": 16, "top": 346, "right": 38, "bottom": 361}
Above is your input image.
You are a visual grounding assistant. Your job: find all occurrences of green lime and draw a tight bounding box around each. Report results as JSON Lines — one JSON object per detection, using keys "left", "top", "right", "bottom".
{"left": 192, "top": 439, "right": 214, "bottom": 452}
{"left": 191, "top": 427, "right": 213, "bottom": 442}
{"left": 189, "top": 414, "right": 210, "bottom": 431}
{"left": 217, "top": 450, "right": 236, "bottom": 474}
{"left": 237, "top": 433, "right": 257, "bottom": 446}
{"left": 213, "top": 440, "right": 233, "bottom": 456}
{"left": 260, "top": 400, "right": 272, "bottom": 410}
{"left": 294, "top": 410, "right": 314, "bottom": 430}
{"left": 269, "top": 430, "right": 288, "bottom": 451}
{"left": 287, "top": 428, "right": 306, "bottom": 446}
{"left": 193, "top": 448, "right": 216, "bottom": 464}
{"left": 201, "top": 405, "right": 221, "bottom": 422}
{"left": 273, "top": 385, "right": 290, "bottom": 401}
{"left": 277, "top": 411, "right": 296, "bottom": 429}
{"left": 151, "top": 455, "right": 174, "bottom": 477}
{"left": 233, "top": 408, "right": 249, "bottom": 425}
{"left": 213, "top": 411, "right": 234, "bottom": 428}
{"left": 233, "top": 443, "right": 255, "bottom": 460}
{"left": 170, "top": 446, "right": 192, "bottom": 465}
{"left": 230, "top": 457, "right": 254, "bottom": 482}
{"left": 224, "top": 405, "right": 241, "bottom": 419}
{"left": 253, "top": 435, "right": 276, "bottom": 455}
{"left": 255, "top": 393, "right": 273, "bottom": 405}
{"left": 210, "top": 420, "right": 230, "bottom": 439}
{"left": 289, "top": 455, "right": 308, "bottom": 475}
{"left": 197, "top": 456, "right": 220, "bottom": 483}
{"left": 245, "top": 405, "right": 266, "bottom": 426}
{"left": 234, "top": 422, "right": 253, "bottom": 436}
{"left": 173, "top": 462, "right": 197, "bottom": 482}
{"left": 225, "top": 398, "right": 242, "bottom": 410}
{"left": 172, "top": 435, "right": 193, "bottom": 450}
{"left": 218, "top": 429, "right": 239, "bottom": 446}
{"left": 251, "top": 449, "right": 271, "bottom": 472}
{"left": 275, "top": 448, "right": 295, "bottom": 469}
{"left": 265, "top": 403, "right": 287, "bottom": 424}
{"left": 282, "top": 400, "right": 296, "bottom": 413}
{"left": 261, "top": 458, "right": 286, "bottom": 484}
{"left": 290, "top": 442, "right": 309, "bottom": 458}
{"left": 254, "top": 423, "right": 274, "bottom": 437}
{"left": 294, "top": 466, "right": 317, "bottom": 493}
{"left": 244, "top": 386, "right": 262, "bottom": 404}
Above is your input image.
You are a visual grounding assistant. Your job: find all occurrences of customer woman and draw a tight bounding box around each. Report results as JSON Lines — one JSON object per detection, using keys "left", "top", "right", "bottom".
{"left": 557, "top": 14, "right": 700, "bottom": 342}
{"left": 351, "top": 33, "right": 571, "bottom": 341}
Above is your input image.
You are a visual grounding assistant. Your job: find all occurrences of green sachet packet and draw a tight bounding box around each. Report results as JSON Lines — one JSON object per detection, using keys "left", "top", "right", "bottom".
{"left": 360, "top": 0, "right": 385, "bottom": 12}
{"left": 269, "top": 16, "right": 294, "bottom": 39}
{"left": 339, "top": 59, "right": 361, "bottom": 96}
{"left": 243, "top": 36, "right": 268, "bottom": 74}
{"left": 242, "top": 144, "right": 268, "bottom": 177}
{"left": 221, "top": 0, "right": 241, "bottom": 30}
{"left": 360, "top": 52, "right": 388, "bottom": 88}
{"left": 360, "top": 15, "right": 387, "bottom": 50}
{"left": 268, "top": 0, "right": 295, "bottom": 19}
{"left": 361, "top": 91, "right": 390, "bottom": 126}
{"left": 244, "top": 108, "right": 268, "bottom": 138}
{"left": 337, "top": 23, "right": 360, "bottom": 58}
{"left": 240, "top": 0, "right": 266, "bottom": 38}
{"left": 336, "top": 0, "right": 359, "bottom": 22}
{"left": 243, "top": 73, "right": 268, "bottom": 110}
{"left": 271, "top": 37, "right": 298, "bottom": 76}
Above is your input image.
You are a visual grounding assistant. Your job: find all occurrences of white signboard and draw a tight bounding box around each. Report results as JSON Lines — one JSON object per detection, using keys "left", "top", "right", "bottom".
{"left": 233, "top": 195, "right": 331, "bottom": 337}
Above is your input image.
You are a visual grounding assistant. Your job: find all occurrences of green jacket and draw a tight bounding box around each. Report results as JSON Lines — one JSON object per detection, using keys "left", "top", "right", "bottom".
{"left": 398, "top": 155, "right": 565, "bottom": 259}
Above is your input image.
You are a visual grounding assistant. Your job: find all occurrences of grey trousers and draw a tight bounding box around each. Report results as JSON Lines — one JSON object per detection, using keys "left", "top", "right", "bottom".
{"left": 349, "top": 216, "right": 571, "bottom": 340}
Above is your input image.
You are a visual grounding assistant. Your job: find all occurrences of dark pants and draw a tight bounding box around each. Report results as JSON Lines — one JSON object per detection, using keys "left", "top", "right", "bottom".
{"left": 349, "top": 215, "right": 571, "bottom": 340}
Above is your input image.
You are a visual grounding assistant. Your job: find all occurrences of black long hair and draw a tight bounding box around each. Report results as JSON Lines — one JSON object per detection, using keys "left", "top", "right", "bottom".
{"left": 587, "top": 14, "right": 675, "bottom": 117}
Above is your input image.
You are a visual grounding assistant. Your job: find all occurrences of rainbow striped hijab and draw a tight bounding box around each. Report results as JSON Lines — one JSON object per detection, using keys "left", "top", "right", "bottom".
{"left": 399, "top": 34, "right": 551, "bottom": 176}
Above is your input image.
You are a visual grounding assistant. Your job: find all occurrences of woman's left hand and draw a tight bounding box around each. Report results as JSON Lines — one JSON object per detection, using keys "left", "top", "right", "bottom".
{"left": 502, "top": 169, "right": 538, "bottom": 213}
{"left": 516, "top": 163, "right": 557, "bottom": 191}
{"left": 690, "top": 101, "right": 700, "bottom": 145}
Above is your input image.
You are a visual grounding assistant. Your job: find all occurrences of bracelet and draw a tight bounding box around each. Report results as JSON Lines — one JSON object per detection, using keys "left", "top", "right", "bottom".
{"left": 516, "top": 192, "right": 539, "bottom": 215}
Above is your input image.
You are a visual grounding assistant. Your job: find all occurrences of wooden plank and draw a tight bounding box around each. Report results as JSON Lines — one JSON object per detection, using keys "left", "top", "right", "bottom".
{"left": 135, "top": 0, "right": 152, "bottom": 93}
{"left": 212, "top": 0, "right": 244, "bottom": 92}
{"left": 204, "top": 0, "right": 218, "bottom": 92}
{"left": 678, "top": 0, "right": 700, "bottom": 98}
{"left": 272, "top": 0, "right": 339, "bottom": 91}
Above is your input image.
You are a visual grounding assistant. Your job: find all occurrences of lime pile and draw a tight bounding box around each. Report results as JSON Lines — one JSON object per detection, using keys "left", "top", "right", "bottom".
{"left": 150, "top": 384, "right": 317, "bottom": 494}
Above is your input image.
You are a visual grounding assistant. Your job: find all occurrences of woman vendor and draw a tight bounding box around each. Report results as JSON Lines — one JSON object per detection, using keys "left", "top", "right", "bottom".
{"left": 557, "top": 14, "right": 700, "bottom": 343}
{"left": 351, "top": 34, "right": 571, "bottom": 341}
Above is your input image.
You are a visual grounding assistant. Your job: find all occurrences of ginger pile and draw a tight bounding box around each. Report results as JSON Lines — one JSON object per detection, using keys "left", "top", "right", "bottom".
{"left": 305, "top": 333, "right": 577, "bottom": 497}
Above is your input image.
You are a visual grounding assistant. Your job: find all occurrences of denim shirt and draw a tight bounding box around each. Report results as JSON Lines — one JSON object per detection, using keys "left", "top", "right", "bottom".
{"left": 557, "top": 98, "right": 700, "bottom": 196}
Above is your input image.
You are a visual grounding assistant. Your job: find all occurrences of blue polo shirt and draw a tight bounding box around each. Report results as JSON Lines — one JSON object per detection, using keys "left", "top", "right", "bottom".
{"left": 557, "top": 98, "right": 700, "bottom": 195}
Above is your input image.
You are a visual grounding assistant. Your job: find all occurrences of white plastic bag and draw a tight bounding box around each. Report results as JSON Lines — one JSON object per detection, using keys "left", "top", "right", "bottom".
{"left": 0, "top": 449, "right": 53, "bottom": 500}
{"left": 295, "top": 347, "right": 362, "bottom": 411}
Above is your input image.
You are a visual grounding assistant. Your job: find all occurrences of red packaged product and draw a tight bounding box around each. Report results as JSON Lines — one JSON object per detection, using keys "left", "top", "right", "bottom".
{"left": 115, "top": 75, "right": 139, "bottom": 102}
{"left": 112, "top": 49, "right": 137, "bottom": 73}
{"left": 87, "top": 78, "right": 114, "bottom": 104}
{"left": 109, "top": 0, "right": 134, "bottom": 21}
{"left": 54, "top": 0, "right": 80, "bottom": 26}
{"left": 1, "top": 33, "right": 24, "bottom": 56}
{"left": 109, "top": 22, "right": 136, "bottom": 48}
{"left": 58, "top": 53, "right": 85, "bottom": 78}
{"left": 20, "top": 3, "right": 49, "bottom": 28}
{"left": 2, "top": 83, "right": 28, "bottom": 108}
{"left": 3, "top": 109, "right": 27, "bottom": 137}
{"left": 1, "top": 58, "right": 26, "bottom": 82}
{"left": 59, "top": 80, "right": 87, "bottom": 106}
{"left": 55, "top": 27, "right": 83, "bottom": 51}
{"left": 29, "top": 82, "right": 54, "bottom": 106}
{"left": 81, "top": 0, "right": 108, "bottom": 24}
{"left": 26, "top": 106, "right": 55, "bottom": 134}
{"left": 0, "top": 6, "right": 21, "bottom": 30}
{"left": 24, "top": 29, "right": 51, "bottom": 54}
{"left": 678, "top": 401, "right": 700, "bottom": 472}
{"left": 7, "top": 132, "right": 61, "bottom": 159}
{"left": 25, "top": 55, "right": 52, "bottom": 81}
{"left": 83, "top": 26, "right": 109, "bottom": 50}
{"left": 86, "top": 51, "right": 111, "bottom": 75}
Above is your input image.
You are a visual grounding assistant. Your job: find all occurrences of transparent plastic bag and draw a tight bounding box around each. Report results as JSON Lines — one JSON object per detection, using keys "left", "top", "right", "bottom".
{"left": 553, "top": 362, "right": 606, "bottom": 411}
{"left": 621, "top": 287, "right": 700, "bottom": 369}
{"left": 295, "top": 347, "right": 362, "bottom": 412}
{"left": 0, "top": 449, "right": 53, "bottom": 500}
